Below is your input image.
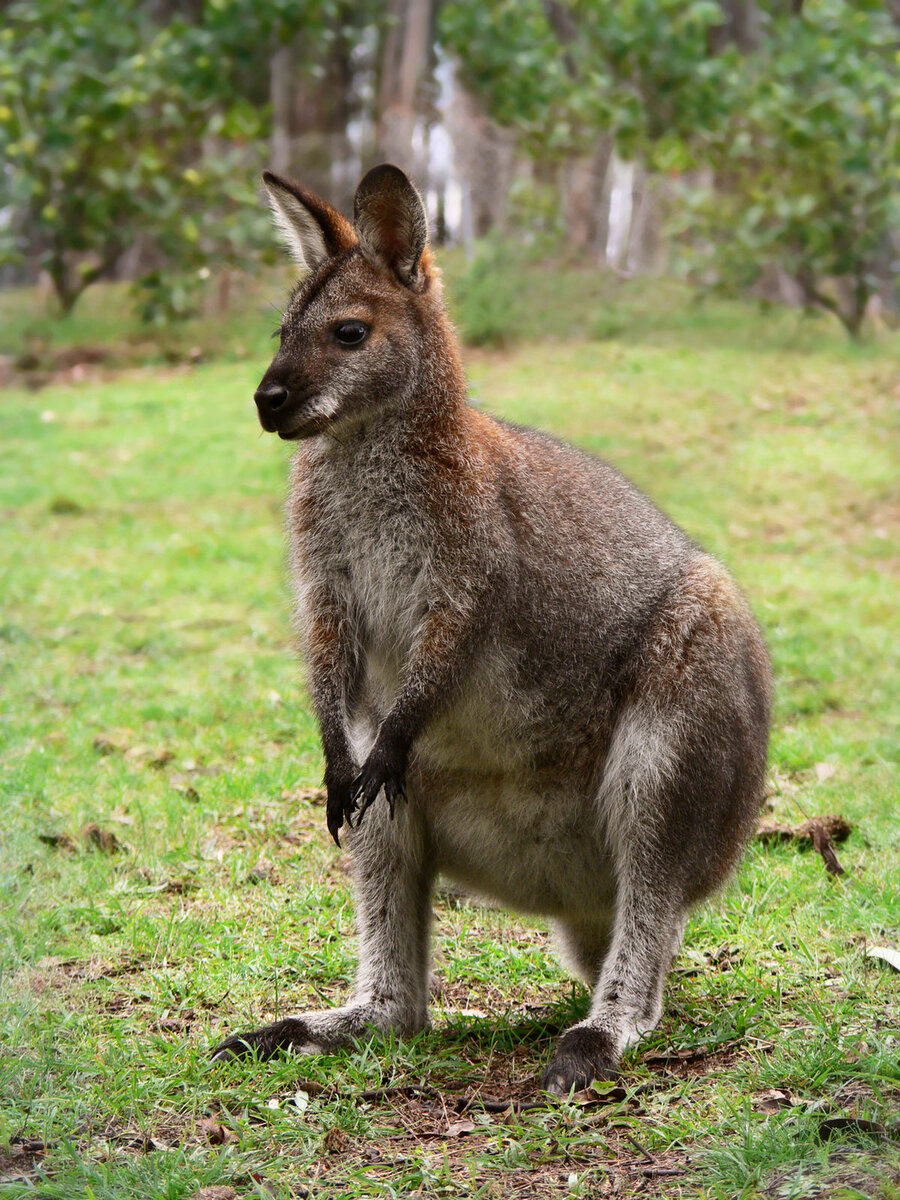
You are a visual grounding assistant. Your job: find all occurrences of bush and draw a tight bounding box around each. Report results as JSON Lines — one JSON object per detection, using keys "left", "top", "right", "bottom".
{"left": 453, "top": 237, "right": 532, "bottom": 348}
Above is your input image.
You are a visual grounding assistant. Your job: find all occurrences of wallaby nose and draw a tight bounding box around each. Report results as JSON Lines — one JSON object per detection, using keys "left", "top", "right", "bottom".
{"left": 254, "top": 383, "right": 289, "bottom": 418}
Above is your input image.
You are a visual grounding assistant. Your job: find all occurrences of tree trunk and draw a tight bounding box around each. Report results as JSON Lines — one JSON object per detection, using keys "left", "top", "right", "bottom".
{"left": 375, "top": 0, "right": 434, "bottom": 175}
{"left": 270, "top": 41, "right": 293, "bottom": 175}
{"left": 449, "top": 84, "right": 515, "bottom": 241}
{"left": 563, "top": 138, "right": 613, "bottom": 261}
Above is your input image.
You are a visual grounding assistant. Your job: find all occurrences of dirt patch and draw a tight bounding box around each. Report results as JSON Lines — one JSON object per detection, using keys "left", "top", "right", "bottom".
{"left": 0, "top": 1139, "right": 50, "bottom": 1185}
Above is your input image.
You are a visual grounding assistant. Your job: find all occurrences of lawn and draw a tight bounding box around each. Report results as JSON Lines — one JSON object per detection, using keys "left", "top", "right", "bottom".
{"left": 1, "top": 275, "right": 898, "bottom": 1199}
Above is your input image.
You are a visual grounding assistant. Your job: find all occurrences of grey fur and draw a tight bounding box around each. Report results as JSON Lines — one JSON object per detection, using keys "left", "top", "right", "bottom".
{"left": 212, "top": 166, "right": 772, "bottom": 1095}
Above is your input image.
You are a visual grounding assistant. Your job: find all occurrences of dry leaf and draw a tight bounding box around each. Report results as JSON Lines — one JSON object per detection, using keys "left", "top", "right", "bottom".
{"left": 866, "top": 946, "right": 900, "bottom": 972}
{"left": 152, "top": 1016, "right": 191, "bottom": 1032}
{"left": 93, "top": 730, "right": 132, "bottom": 755}
{"left": 444, "top": 1119, "right": 476, "bottom": 1138}
{"left": 38, "top": 832, "right": 78, "bottom": 853}
{"left": 807, "top": 820, "right": 845, "bottom": 875}
{"left": 281, "top": 786, "right": 326, "bottom": 806}
{"left": 754, "top": 1087, "right": 793, "bottom": 1111}
{"left": 81, "top": 823, "right": 126, "bottom": 854}
{"left": 124, "top": 745, "right": 174, "bottom": 768}
{"left": 170, "top": 774, "right": 201, "bottom": 801}
{"left": 196, "top": 1118, "right": 234, "bottom": 1145}
{"left": 756, "top": 813, "right": 851, "bottom": 875}
{"left": 570, "top": 1085, "right": 629, "bottom": 1106}
{"left": 814, "top": 762, "right": 837, "bottom": 782}
{"left": 323, "top": 1126, "right": 351, "bottom": 1154}
{"left": 815, "top": 1116, "right": 890, "bottom": 1143}
{"left": 246, "top": 858, "right": 280, "bottom": 885}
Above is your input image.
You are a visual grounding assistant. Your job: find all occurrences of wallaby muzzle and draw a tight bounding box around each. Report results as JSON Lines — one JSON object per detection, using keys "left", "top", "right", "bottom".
{"left": 254, "top": 383, "right": 289, "bottom": 428}
{"left": 254, "top": 374, "right": 317, "bottom": 438}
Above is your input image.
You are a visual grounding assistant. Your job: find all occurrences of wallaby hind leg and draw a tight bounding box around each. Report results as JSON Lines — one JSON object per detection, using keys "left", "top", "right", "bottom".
{"left": 212, "top": 800, "right": 433, "bottom": 1060}
{"left": 543, "top": 875, "right": 687, "bottom": 1093}
{"left": 542, "top": 693, "right": 761, "bottom": 1095}
{"left": 554, "top": 916, "right": 614, "bottom": 987}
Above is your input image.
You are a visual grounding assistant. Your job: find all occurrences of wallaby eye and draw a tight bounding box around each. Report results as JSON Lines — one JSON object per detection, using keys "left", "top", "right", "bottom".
{"left": 333, "top": 319, "right": 370, "bottom": 347}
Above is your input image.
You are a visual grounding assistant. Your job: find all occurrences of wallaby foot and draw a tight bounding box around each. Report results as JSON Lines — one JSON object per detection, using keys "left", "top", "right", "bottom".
{"left": 210, "top": 999, "right": 424, "bottom": 1063}
{"left": 210, "top": 1016, "right": 321, "bottom": 1062}
{"left": 541, "top": 1026, "right": 618, "bottom": 1095}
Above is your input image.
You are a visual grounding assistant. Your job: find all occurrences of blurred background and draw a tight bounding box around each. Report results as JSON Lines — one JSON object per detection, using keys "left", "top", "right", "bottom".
{"left": 1, "top": 0, "right": 898, "bottom": 366}
{"left": 2, "top": 8, "right": 899, "bottom": 1196}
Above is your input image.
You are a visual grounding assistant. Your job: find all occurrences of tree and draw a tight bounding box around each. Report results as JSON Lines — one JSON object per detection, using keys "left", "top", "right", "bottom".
{"left": 441, "top": 0, "right": 899, "bottom": 335}
{"left": 682, "top": 1, "right": 900, "bottom": 337}
{"left": 0, "top": 0, "right": 265, "bottom": 316}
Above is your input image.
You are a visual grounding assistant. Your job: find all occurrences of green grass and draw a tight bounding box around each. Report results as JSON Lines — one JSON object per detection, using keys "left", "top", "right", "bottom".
{"left": 1, "top": 275, "right": 898, "bottom": 1199}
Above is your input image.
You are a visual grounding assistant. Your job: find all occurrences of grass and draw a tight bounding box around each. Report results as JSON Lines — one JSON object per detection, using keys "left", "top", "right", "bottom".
{"left": 1, "top": 268, "right": 899, "bottom": 1199}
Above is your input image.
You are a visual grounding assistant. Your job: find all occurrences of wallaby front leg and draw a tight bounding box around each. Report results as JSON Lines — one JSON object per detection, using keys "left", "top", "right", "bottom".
{"left": 302, "top": 588, "right": 361, "bottom": 844}
{"left": 212, "top": 803, "right": 433, "bottom": 1061}
{"left": 351, "top": 590, "right": 494, "bottom": 827}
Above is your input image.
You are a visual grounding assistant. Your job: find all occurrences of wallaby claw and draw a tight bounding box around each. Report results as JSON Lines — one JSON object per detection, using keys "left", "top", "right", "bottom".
{"left": 384, "top": 778, "right": 407, "bottom": 819}
{"left": 348, "top": 764, "right": 407, "bottom": 829}
{"left": 325, "top": 778, "right": 356, "bottom": 848}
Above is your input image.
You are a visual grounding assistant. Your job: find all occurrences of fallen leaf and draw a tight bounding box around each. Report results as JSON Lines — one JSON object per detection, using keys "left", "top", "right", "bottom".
{"left": 281, "top": 786, "right": 326, "bottom": 806}
{"left": 38, "top": 832, "right": 78, "bottom": 853}
{"left": 807, "top": 821, "right": 845, "bottom": 875}
{"left": 754, "top": 1088, "right": 794, "bottom": 1111}
{"left": 170, "top": 774, "right": 201, "bottom": 801}
{"left": 444, "top": 1119, "right": 476, "bottom": 1137}
{"left": 815, "top": 1116, "right": 891, "bottom": 1144}
{"left": 152, "top": 1016, "right": 191, "bottom": 1032}
{"left": 570, "top": 1085, "right": 629, "bottom": 1106}
{"left": 246, "top": 858, "right": 280, "bottom": 885}
{"left": 197, "top": 1118, "right": 234, "bottom": 1145}
{"left": 81, "top": 823, "right": 126, "bottom": 854}
{"left": 93, "top": 730, "right": 132, "bottom": 756}
{"left": 757, "top": 814, "right": 852, "bottom": 843}
{"left": 814, "top": 762, "right": 837, "bottom": 782}
{"left": 643, "top": 1045, "right": 711, "bottom": 1065}
{"left": 124, "top": 745, "right": 174, "bottom": 768}
{"left": 323, "top": 1126, "right": 351, "bottom": 1154}
{"left": 866, "top": 946, "right": 900, "bottom": 972}
{"left": 757, "top": 813, "right": 851, "bottom": 875}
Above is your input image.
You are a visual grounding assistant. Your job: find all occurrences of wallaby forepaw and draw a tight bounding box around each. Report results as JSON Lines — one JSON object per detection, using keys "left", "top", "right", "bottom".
{"left": 541, "top": 1027, "right": 618, "bottom": 1096}
{"left": 384, "top": 776, "right": 407, "bottom": 819}
{"left": 349, "top": 746, "right": 407, "bottom": 829}
{"left": 210, "top": 1017, "right": 314, "bottom": 1062}
{"left": 326, "top": 779, "right": 355, "bottom": 847}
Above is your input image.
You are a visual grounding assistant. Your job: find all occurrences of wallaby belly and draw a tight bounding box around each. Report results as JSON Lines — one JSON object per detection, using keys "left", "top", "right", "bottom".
{"left": 422, "top": 769, "right": 617, "bottom": 918}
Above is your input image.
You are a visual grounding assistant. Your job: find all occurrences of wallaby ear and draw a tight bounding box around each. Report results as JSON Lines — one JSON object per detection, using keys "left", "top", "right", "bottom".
{"left": 354, "top": 164, "right": 429, "bottom": 288}
{"left": 262, "top": 171, "right": 356, "bottom": 272}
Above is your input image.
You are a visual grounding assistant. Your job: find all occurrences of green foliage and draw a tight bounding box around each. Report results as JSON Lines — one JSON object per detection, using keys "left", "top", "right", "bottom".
{"left": 440, "top": 0, "right": 731, "bottom": 159}
{"left": 441, "top": 0, "right": 900, "bottom": 338}
{"left": 0, "top": 0, "right": 267, "bottom": 317}
{"left": 677, "top": 2, "right": 900, "bottom": 338}
{"left": 453, "top": 237, "right": 534, "bottom": 346}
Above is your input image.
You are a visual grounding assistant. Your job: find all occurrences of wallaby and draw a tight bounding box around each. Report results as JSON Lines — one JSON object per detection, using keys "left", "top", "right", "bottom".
{"left": 211, "top": 164, "right": 772, "bottom": 1094}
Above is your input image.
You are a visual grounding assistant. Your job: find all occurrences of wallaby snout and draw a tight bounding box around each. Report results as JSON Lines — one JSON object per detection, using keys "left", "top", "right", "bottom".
{"left": 254, "top": 360, "right": 321, "bottom": 439}
{"left": 253, "top": 382, "right": 289, "bottom": 424}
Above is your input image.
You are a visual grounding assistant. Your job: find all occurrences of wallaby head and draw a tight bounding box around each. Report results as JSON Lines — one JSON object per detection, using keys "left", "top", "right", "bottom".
{"left": 255, "top": 164, "right": 443, "bottom": 441}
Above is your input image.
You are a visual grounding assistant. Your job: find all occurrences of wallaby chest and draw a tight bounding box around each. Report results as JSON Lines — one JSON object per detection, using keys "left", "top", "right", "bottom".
{"left": 292, "top": 439, "right": 441, "bottom": 660}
